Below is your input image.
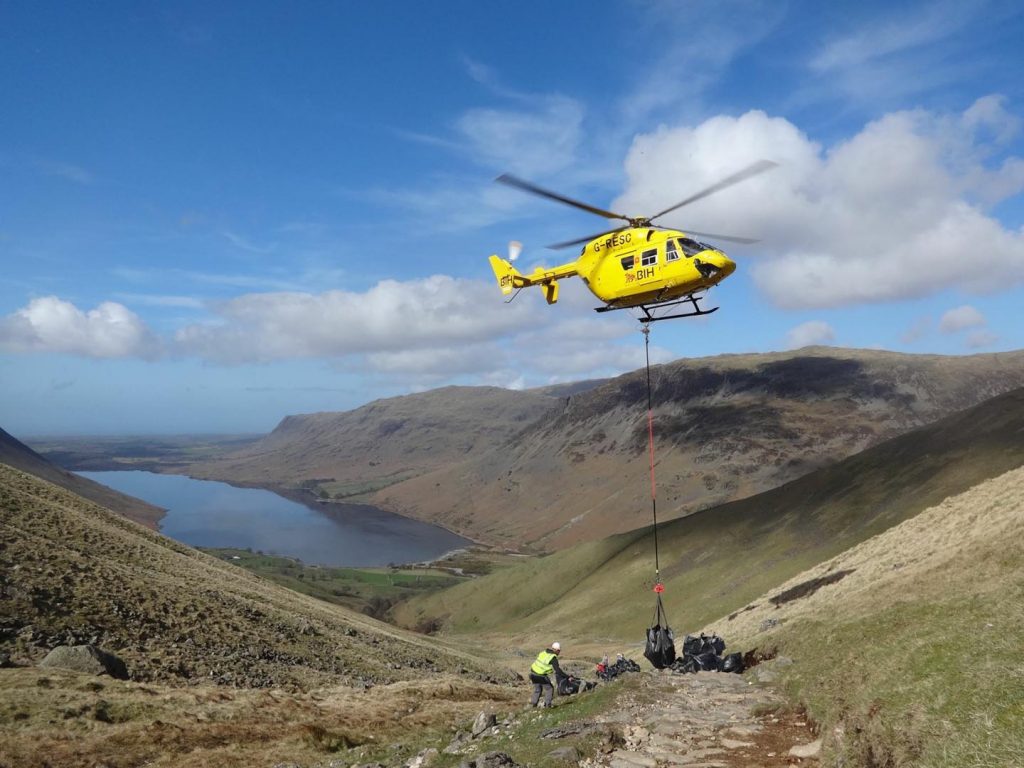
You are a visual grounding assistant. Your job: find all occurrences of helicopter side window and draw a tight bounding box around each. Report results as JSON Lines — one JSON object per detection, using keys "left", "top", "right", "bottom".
{"left": 640, "top": 248, "right": 657, "bottom": 267}
{"left": 620, "top": 254, "right": 635, "bottom": 270}
{"left": 678, "top": 238, "right": 705, "bottom": 257}
{"left": 665, "top": 241, "right": 680, "bottom": 262}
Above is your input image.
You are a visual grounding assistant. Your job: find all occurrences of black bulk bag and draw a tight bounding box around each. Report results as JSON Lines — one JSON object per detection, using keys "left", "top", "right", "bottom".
{"left": 643, "top": 593, "right": 676, "bottom": 669}
{"left": 695, "top": 652, "right": 722, "bottom": 671}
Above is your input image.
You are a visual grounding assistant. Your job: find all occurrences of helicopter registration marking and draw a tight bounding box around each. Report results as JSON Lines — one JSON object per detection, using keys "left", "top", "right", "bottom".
{"left": 592, "top": 232, "right": 632, "bottom": 253}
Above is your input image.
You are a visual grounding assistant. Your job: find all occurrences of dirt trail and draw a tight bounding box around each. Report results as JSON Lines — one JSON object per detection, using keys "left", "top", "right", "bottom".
{"left": 581, "top": 671, "right": 821, "bottom": 768}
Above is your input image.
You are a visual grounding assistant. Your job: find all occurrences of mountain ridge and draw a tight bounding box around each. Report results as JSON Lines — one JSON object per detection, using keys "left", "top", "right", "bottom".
{"left": 374, "top": 346, "right": 1024, "bottom": 548}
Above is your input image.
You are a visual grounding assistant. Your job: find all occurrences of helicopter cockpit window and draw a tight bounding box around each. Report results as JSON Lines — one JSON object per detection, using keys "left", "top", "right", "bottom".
{"left": 665, "top": 240, "right": 680, "bottom": 262}
{"left": 620, "top": 254, "right": 635, "bottom": 270}
{"left": 678, "top": 238, "right": 706, "bottom": 257}
{"left": 640, "top": 248, "right": 657, "bottom": 267}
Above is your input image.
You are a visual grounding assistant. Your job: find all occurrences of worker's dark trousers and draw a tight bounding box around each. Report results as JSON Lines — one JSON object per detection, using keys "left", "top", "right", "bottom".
{"left": 529, "top": 673, "right": 553, "bottom": 707}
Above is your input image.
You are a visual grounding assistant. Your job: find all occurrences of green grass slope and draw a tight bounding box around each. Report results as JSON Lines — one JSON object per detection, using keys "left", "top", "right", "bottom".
{"left": 395, "top": 387, "right": 1024, "bottom": 647}
{"left": 723, "top": 465, "right": 1024, "bottom": 767}
{"left": 0, "top": 463, "right": 507, "bottom": 690}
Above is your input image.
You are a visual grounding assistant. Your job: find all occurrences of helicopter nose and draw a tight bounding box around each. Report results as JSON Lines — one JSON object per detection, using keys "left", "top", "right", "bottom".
{"left": 695, "top": 251, "right": 735, "bottom": 280}
{"left": 716, "top": 253, "right": 736, "bottom": 277}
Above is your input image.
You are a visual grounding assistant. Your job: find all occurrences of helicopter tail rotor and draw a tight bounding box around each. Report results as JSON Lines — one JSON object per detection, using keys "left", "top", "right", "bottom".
{"left": 508, "top": 240, "right": 522, "bottom": 262}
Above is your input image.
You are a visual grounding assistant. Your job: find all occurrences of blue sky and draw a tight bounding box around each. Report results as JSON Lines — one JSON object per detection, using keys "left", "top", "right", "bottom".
{"left": 2, "top": 0, "right": 1023, "bottom": 435}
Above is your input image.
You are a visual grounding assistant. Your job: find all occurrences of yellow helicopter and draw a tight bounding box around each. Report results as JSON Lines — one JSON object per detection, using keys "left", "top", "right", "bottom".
{"left": 488, "top": 160, "right": 776, "bottom": 322}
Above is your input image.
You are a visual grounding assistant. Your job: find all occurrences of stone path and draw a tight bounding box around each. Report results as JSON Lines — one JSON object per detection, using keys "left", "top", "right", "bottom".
{"left": 579, "top": 671, "right": 822, "bottom": 768}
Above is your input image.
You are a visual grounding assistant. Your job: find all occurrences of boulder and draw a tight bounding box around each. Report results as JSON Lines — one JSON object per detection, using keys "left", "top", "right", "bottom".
{"left": 458, "top": 752, "right": 520, "bottom": 768}
{"left": 547, "top": 746, "right": 580, "bottom": 762}
{"left": 471, "top": 711, "right": 498, "bottom": 738}
{"left": 39, "top": 645, "right": 128, "bottom": 679}
{"left": 405, "top": 748, "right": 439, "bottom": 768}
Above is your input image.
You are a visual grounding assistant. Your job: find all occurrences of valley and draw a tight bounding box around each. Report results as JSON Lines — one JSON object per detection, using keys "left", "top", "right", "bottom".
{"left": 3, "top": 350, "right": 1023, "bottom": 767}
{"left": 27, "top": 347, "right": 1024, "bottom": 553}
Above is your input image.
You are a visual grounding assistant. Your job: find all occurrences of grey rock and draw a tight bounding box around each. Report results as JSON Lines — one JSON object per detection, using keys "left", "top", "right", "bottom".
{"left": 546, "top": 746, "right": 580, "bottom": 762}
{"left": 608, "top": 751, "right": 657, "bottom": 767}
{"left": 759, "top": 618, "right": 781, "bottom": 632}
{"left": 472, "top": 711, "right": 497, "bottom": 738}
{"left": 39, "top": 645, "right": 128, "bottom": 679}
{"left": 405, "top": 748, "right": 439, "bottom": 768}
{"left": 747, "top": 656, "right": 793, "bottom": 684}
{"left": 458, "top": 752, "right": 520, "bottom": 768}
{"left": 789, "top": 738, "right": 822, "bottom": 758}
{"left": 444, "top": 730, "right": 470, "bottom": 754}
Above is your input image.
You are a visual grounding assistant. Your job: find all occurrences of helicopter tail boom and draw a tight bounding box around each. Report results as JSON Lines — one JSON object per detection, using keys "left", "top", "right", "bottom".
{"left": 488, "top": 255, "right": 579, "bottom": 305}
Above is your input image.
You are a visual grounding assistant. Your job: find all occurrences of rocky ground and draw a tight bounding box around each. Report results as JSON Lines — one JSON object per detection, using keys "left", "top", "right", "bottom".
{"left": 578, "top": 670, "right": 821, "bottom": 768}
{"left": 390, "top": 665, "right": 822, "bottom": 768}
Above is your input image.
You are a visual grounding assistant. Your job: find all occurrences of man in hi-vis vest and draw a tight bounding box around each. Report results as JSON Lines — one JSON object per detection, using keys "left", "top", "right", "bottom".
{"left": 529, "top": 641, "right": 563, "bottom": 707}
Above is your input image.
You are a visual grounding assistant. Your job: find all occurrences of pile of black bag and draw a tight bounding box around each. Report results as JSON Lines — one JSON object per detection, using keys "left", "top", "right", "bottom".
{"left": 669, "top": 633, "right": 744, "bottom": 675}
{"left": 596, "top": 656, "right": 642, "bottom": 681}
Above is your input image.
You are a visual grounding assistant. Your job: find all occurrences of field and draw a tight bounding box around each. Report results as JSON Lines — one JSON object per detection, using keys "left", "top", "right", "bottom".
{"left": 201, "top": 548, "right": 468, "bottom": 618}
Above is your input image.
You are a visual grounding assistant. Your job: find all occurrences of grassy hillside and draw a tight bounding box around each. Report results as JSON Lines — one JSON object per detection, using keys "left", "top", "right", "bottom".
{"left": 721, "top": 465, "right": 1024, "bottom": 767}
{"left": 376, "top": 347, "right": 1024, "bottom": 549}
{"left": 186, "top": 385, "right": 565, "bottom": 497}
{"left": 0, "top": 427, "right": 163, "bottom": 528}
{"left": 0, "top": 462, "right": 508, "bottom": 689}
{"left": 394, "top": 387, "right": 1024, "bottom": 650}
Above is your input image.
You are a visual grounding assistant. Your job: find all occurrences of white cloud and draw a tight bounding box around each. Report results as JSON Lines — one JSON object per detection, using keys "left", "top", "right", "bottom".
{"left": 456, "top": 95, "right": 584, "bottom": 178}
{"left": 167, "top": 271, "right": 666, "bottom": 389}
{"left": 805, "top": 2, "right": 988, "bottom": 106}
{"left": 811, "top": 1, "right": 976, "bottom": 73}
{"left": 366, "top": 343, "right": 506, "bottom": 377}
{"left": 174, "top": 275, "right": 538, "bottom": 364}
{"left": 785, "top": 320, "right": 836, "bottom": 349}
{"left": 612, "top": 100, "right": 1024, "bottom": 309}
{"left": 0, "top": 275, "right": 662, "bottom": 388}
{"left": 939, "top": 305, "right": 986, "bottom": 333}
{"left": 0, "top": 297, "right": 158, "bottom": 358}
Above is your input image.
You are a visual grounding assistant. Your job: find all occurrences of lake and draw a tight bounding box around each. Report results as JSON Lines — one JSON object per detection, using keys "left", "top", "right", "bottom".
{"left": 79, "top": 470, "right": 471, "bottom": 567}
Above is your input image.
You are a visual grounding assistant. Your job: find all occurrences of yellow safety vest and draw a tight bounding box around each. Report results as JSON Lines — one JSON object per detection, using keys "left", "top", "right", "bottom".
{"left": 531, "top": 650, "right": 556, "bottom": 676}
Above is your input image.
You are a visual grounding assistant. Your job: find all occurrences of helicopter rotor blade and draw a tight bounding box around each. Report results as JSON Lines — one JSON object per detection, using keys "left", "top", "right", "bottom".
{"left": 669, "top": 227, "right": 761, "bottom": 245}
{"left": 496, "top": 173, "right": 630, "bottom": 223}
{"left": 547, "top": 226, "right": 628, "bottom": 250}
{"left": 648, "top": 160, "right": 778, "bottom": 223}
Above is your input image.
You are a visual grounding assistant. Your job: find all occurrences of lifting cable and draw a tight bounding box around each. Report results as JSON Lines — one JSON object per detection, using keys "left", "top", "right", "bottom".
{"left": 642, "top": 325, "right": 667, "bottom": 624}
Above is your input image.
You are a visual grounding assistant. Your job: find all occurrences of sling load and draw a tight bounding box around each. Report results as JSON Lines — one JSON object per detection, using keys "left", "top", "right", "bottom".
{"left": 640, "top": 325, "right": 677, "bottom": 669}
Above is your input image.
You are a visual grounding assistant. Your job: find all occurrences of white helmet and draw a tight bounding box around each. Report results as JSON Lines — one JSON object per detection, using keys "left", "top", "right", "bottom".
{"left": 551, "top": 642, "right": 561, "bottom": 652}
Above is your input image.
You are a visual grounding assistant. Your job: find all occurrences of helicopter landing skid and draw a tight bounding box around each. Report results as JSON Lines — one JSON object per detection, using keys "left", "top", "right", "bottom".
{"left": 595, "top": 293, "right": 719, "bottom": 323}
